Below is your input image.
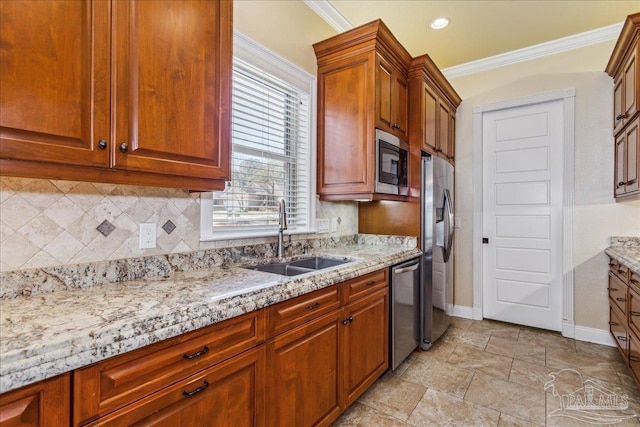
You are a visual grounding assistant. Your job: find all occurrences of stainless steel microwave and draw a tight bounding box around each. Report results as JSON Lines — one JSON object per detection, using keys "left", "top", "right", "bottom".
{"left": 375, "top": 129, "right": 409, "bottom": 195}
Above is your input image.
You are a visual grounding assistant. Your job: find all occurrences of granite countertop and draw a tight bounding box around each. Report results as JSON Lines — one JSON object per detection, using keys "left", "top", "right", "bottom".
{"left": 0, "top": 238, "right": 421, "bottom": 394}
{"left": 605, "top": 236, "right": 640, "bottom": 276}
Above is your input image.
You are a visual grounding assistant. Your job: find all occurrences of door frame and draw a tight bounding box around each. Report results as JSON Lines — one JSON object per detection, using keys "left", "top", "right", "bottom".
{"left": 471, "top": 88, "right": 576, "bottom": 337}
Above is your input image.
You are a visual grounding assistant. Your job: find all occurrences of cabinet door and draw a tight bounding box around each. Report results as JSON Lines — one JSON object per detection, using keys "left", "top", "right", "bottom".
{"left": 393, "top": 73, "right": 409, "bottom": 140}
{"left": 0, "top": 0, "right": 110, "bottom": 167}
{"left": 266, "top": 310, "right": 343, "bottom": 427}
{"left": 421, "top": 82, "right": 438, "bottom": 153}
{"left": 614, "top": 74, "right": 625, "bottom": 135}
{"left": 111, "top": 0, "right": 231, "bottom": 180}
{"left": 317, "top": 52, "right": 373, "bottom": 196}
{"left": 449, "top": 110, "right": 456, "bottom": 164}
{"left": 437, "top": 100, "right": 452, "bottom": 159}
{"left": 624, "top": 50, "right": 637, "bottom": 123}
{"left": 625, "top": 116, "right": 639, "bottom": 194}
{"left": 376, "top": 55, "right": 395, "bottom": 135}
{"left": 87, "top": 346, "right": 265, "bottom": 427}
{"left": 342, "top": 288, "right": 389, "bottom": 406}
{"left": 0, "top": 374, "right": 70, "bottom": 427}
{"left": 615, "top": 131, "right": 627, "bottom": 196}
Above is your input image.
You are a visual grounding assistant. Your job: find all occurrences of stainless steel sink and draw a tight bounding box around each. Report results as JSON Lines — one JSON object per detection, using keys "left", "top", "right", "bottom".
{"left": 247, "top": 256, "right": 350, "bottom": 276}
{"left": 287, "top": 256, "right": 349, "bottom": 270}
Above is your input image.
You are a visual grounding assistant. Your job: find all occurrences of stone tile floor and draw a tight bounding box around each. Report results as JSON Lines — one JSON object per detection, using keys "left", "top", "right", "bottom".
{"left": 332, "top": 317, "right": 640, "bottom": 426}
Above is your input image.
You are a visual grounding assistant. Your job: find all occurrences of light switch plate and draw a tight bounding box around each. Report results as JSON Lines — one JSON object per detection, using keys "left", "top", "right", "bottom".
{"left": 316, "top": 219, "right": 330, "bottom": 233}
{"left": 454, "top": 218, "right": 461, "bottom": 228}
{"left": 330, "top": 218, "right": 338, "bottom": 233}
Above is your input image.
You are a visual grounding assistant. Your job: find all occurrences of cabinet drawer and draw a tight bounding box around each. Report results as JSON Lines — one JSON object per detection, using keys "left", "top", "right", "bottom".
{"left": 631, "top": 270, "right": 640, "bottom": 293}
{"left": 630, "top": 332, "right": 640, "bottom": 385}
{"left": 610, "top": 303, "right": 629, "bottom": 361}
{"left": 342, "top": 269, "right": 388, "bottom": 303}
{"left": 267, "top": 285, "right": 341, "bottom": 338}
{"left": 85, "top": 346, "right": 265, "bottom": 427}
{"left": 630, "top": 287, "right": 640, "bottom": 338}
{"left": 74, "top": 310, "right": 265, "bottom": 425}
{"left": 609, "top": 272, "right": 628, "bottom": 316}
{"left": 610, "top": 258, "right": 630, "bottom": 282}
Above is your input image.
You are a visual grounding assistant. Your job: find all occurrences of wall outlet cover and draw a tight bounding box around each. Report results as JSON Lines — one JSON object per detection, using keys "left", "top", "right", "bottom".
{"left": 316, "top": 219, "right": 330, "bottom": 233}
{"left": 330, "top": 218, "right": 338, "bottom": 233}
{"left": 139, "top": 223, "right": 157, "bottom": 249}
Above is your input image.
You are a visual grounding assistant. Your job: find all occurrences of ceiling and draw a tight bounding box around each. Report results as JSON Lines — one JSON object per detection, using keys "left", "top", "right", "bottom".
{"left": 323, "top": 1, "right": 640, "bottom": 70}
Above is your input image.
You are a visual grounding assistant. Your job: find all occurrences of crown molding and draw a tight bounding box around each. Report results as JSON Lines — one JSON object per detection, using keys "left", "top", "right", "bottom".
{"left": 303, "top": 0, "right": 353, "bottom": 33}
{"left": 442, "top": 22, "right": 623, "bottom": 79}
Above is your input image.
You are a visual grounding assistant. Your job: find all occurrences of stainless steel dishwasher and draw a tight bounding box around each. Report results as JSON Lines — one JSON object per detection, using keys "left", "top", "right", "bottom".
{"left": 390, "top": 257, "right": 420, "bottom": 370}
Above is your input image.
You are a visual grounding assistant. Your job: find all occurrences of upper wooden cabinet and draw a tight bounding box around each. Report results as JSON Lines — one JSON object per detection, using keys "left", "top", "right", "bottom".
{"left": 606, "top": 12, "right": 640, "bottom": 200}
{"left": 314, "top": 20, "right": 412, "bottom": 201}
{"left": 376, "top": 54, "right": 409, "bottom": 139}
{"left": 0, "top": 0, "right": 231, "bottom": 191}
{"left": 408, "top": 55, "right": 461, "bottom": 164}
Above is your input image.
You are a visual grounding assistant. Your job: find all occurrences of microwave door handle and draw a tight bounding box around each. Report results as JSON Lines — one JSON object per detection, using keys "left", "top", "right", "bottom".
{"left": 443, "top": 189, "right": 454, "bottom": 263}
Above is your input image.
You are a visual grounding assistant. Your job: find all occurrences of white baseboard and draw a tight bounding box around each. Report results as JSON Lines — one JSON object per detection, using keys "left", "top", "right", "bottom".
{"left": 451, "top": 305, "right": 474, "bottom": 319}
{"left": 573, "top": 325, "right": 616, "bottom": 347}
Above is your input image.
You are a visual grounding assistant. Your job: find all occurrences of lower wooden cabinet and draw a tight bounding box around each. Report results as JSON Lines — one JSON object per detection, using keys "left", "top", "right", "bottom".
{"left": 85, "top": 346, "right": 265, "bottom": 427}
{"left": 265, "top": 269, "right": 389, "bottom": 427}
{"left": 0, "top": 373, "right": 70, "bottom": 427}
{"left": 608, "top": 256, "right": 640, "bottom": 388}
{"left": 342, "top": 288, "right": 389, "bottom": 406}
{"left": 0, "top": 269, "right": 390, "bottom": 427}
{"left": 266, "top": 310, "right": 343, "bottom": 427}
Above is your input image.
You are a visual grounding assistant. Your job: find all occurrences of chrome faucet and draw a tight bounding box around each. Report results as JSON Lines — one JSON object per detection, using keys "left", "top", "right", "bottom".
{"left": 277, "top": 198, "right": 288, "bottom": 258}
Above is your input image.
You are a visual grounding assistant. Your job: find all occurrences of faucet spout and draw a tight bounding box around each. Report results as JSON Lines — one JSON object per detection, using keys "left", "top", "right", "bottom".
{"left": 277, "top": 198, "right": 287, "bottom": 258}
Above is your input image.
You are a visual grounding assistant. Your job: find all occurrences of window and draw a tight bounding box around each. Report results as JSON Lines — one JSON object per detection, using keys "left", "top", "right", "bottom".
{"left": 201, "top": 32, "right": 315, "bottom": 240}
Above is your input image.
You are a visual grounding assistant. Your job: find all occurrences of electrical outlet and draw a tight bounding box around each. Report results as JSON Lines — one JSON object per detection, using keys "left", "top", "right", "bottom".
{"left": 330, "top": 218, "right": 338, "bottom": 233}
{"left": 139, "top": 223, "right": 156, "bottom": 249}
{"left": 454, "top": 218, "right": 461, "bottom": 228}
{"left": 316, "top": 219, "right": 330, "bottom": 233}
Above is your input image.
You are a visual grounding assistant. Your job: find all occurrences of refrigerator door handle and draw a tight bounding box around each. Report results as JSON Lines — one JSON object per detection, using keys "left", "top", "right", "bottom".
{"left": 443, "top": 189, "right": 454, "bottom": 263}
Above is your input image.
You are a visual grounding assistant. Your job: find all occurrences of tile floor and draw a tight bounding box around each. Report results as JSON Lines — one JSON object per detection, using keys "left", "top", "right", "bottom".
{"left": 332, "top": 317, "right": 640, "bottom": 426}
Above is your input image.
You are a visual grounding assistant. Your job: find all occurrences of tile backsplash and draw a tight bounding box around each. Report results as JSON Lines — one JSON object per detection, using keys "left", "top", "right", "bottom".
{"left": 0, "top": 177, "right": 358, "bottom": 272}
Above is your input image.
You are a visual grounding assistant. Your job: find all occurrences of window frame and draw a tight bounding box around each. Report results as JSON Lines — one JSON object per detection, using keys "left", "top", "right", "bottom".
{"left": 200, "top": 31, "right": 317, "bottom": 242}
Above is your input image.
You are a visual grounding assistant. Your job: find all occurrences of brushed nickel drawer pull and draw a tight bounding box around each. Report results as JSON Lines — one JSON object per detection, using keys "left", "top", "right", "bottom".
{"left": 366, "top": 280, "right": 376, "bottom": 286}
{"left": 619, "top": 269, "right": 626, "bottom": 274}
{"left": 630, "top": 355, "right": 640, "bottom": 362}
{"left": 183, "top": 346, "right": 209, "bottom": 360}
{"left": 616, "top": 297, "right": 626, "bottom": 302}
{"left": 306, "top": 302, "right": 321, "bottom": 310}
{"left": 631, "top": 311, "right": 640, "bottom": 316}
{"left": 609, "top": 321, "right": 619, "bottom": 326}
{"left": 183, "top": 380, "right": 209, "bottom": 397}
{"left": 608, "top": 287, "right": 618, "bottom": 291}
{"left": 632, "top": 279, "right": 639, "bottom": 285}
{"left": 617, "top": 335, "right": 628, "bottom": 341}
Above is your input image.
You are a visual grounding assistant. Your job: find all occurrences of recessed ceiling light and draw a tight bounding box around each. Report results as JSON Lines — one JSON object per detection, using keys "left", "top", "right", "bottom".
{"left": 430, "top": 17, "right": 450, "bottom": 30}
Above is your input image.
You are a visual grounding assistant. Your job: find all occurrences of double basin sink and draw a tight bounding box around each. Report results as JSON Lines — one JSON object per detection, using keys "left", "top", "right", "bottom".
{"left": 247, "top": 256, "right": 350, "bottom": 276}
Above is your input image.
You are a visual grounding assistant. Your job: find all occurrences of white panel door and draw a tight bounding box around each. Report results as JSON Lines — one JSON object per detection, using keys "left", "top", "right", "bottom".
{"left": 482, "top": 100, "right": 563, "bottom": 331}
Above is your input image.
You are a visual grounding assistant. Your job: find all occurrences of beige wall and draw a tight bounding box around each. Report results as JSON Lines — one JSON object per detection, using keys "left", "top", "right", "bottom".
{"left": 450, "top": 41, "right": 640, "bottom": 330}
{"left": 234, "top": 0, "right": 336, "bottom": 74}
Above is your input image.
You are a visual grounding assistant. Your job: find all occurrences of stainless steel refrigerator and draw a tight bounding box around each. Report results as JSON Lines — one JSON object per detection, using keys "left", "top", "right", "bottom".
{"left": 420, "top": 154, "right": 454, "bottom": 350}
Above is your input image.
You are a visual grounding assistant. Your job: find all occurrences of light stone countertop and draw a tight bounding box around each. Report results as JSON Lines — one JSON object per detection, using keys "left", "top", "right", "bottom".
{"left": 0, "top": 241, "right": 421, "bottom": 394}
{"left": 606, "top": 236, "right": 640, "bottom": 276}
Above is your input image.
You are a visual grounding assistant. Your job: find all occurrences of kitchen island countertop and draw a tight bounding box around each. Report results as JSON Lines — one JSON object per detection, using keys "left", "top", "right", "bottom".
{"left": 0, "top": 236, "right": 420, "bottom": 394}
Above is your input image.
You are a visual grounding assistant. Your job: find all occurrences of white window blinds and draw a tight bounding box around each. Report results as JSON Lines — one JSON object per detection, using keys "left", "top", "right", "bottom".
{"left": 211, "top": 57, "right": 311, "bottom": 233}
